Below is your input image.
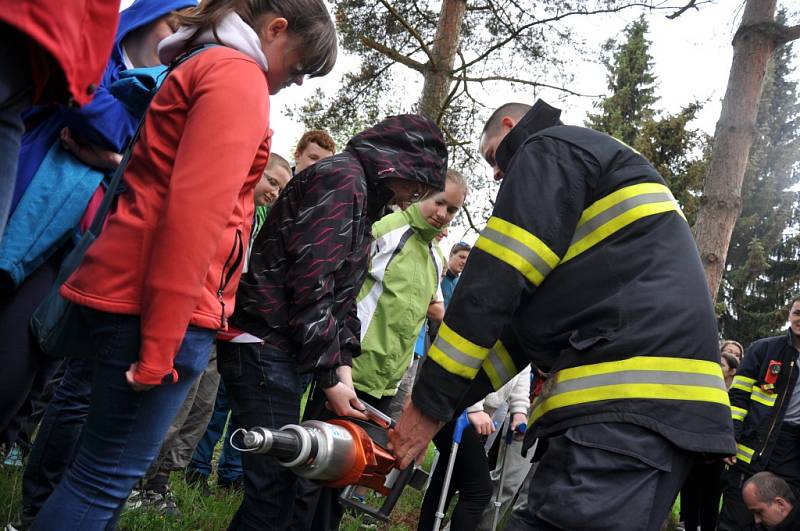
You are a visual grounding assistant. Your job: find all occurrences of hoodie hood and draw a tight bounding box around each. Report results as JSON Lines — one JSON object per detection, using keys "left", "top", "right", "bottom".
{"left": 114, "top": 0, "right": 198, "bottom": 69}
{"left": 117, "top": 0, "right": 198, "bottom": 51}
{"left": 495, "top": 99, "right": 563, "bottom": 175}
{"left": 346, "top": 114, "right": 448, "bottom": 221}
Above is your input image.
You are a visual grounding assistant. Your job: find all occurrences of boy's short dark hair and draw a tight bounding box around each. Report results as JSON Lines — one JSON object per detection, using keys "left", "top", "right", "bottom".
{"left": 295, "top": 129, "right": 336, "bottom": 155}
{"left": 450, "top": 241, "right": 471, "bottom": 256}
{"left": 267, "top": 153, "right": 291, "bottom": 175}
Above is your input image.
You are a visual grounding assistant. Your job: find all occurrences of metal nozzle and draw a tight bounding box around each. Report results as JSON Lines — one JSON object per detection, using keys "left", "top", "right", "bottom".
{"left": 234, "top": 427, "right": 304, "bottom": 462}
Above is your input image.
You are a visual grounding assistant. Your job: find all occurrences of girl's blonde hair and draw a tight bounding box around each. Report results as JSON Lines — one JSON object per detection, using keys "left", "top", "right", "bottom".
{"left": 175, "top": 0, "right": 337, "bottom": 78}
{"left": 446, "top": 169, "right": 469, "bottom": 200}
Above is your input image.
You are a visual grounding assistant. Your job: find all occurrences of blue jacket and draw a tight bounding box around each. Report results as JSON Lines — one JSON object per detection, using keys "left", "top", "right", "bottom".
{"left": 441, "top": 269, "right": 459, "bottom": 308}
{"left": 0, "top": 0, "right": 195, "bottom": 288}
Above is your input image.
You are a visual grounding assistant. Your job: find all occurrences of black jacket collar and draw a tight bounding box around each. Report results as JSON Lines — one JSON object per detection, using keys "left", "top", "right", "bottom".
{"left": 495, "top": 99, "right": 563, "bottom": 174}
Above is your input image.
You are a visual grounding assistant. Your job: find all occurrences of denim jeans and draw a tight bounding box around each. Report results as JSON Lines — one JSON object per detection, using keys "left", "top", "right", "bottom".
{"left": 31, "top": 308, "right": 213, "bottom": 530}
{"left": 143, "top": 347, "right": 221, "bottom": 484}
{"left": 0, "top": 23, "right": 33, "bottom": 240}
{"left": 0, "top": 254, "right": 60, "bottom": 436}
{"left": 218, "top": 341, "right": 304, "bottom": 531}
{"left": 21, "top": 357, "right": 93, "bottom": 518}
{"left": 187, "top": 378, "right": 243, "bottom": 484}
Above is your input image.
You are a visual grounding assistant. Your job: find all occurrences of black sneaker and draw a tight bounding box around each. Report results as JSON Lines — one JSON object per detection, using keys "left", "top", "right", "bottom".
{"left": 360, "top": 515, "right": 379, "bottom": 529}
{"left": 4, "top": 511, "right": 35, "bottom": 531}
{"left": 126, "top": 486, "right": 182, "bottom": 518}
{"left": 184, "top": 469, "right": 212, "bottom": 496}
{"left": 216, "top": 477, "right": 244, "bottom": 492}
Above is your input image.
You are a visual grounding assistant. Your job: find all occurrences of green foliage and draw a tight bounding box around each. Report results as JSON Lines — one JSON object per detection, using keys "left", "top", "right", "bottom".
{"left": 718, "top": 17, "right": 800, "bottom": 347}
{"left": 586, "top": 17, "right": 657, "bottom": 146}
{"left": 633, "top": 103, "right": 709, "bottom": 224}
{"left": 586, "top": 17, "right": 708, "bottom": 225}
{"left": 292, "top": 1, "right": 679, "bottom": 230}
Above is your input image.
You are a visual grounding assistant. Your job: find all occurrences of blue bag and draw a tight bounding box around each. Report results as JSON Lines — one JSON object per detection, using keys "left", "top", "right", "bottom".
{"left": 30, "top": 46, "right": 214, "bottom": 359}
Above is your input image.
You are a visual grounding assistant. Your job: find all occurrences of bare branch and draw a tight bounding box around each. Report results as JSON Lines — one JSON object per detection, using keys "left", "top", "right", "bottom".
{"left": 460, "top": 2, "right": 700, "bottom": 70}
{"left": 779, "top": 24, "right": 800, "bottom": 44}
{"left": 463, "top": 75, "right": 603, "bottom": 98}
{"left": 455, "top": 50, "right": 489, "bottom": 115}
{"left": 376, "top": 0, "right": 435, "bottom": 66}
{"left": 461, "top": 204, "right": 483, "bottom": 234}
{"left": 666, "top": 0, "right": 698, "bottom": 20}
{"left": 346, "top": 62, "right": 394, "bottom": 104}
{"left": 437, "top": 75, "right": 463, "bottom": 125}
{"left": 410, "top": 0, "right": 438, "bottom": 25}
{"left": 359, "top": 36, "right": 426, "bottom": 72}
{"left": 441, "top": 123, "right": 471, "bottom": 147}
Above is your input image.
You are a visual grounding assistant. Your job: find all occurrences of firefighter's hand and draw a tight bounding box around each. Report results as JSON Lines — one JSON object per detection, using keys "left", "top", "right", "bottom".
{"left": 511, "top": 412, "right": 527, "bottom": 441}
{"left": 389, "top": 400, "right": 444, "bottom": 469}
{"left": 323, "top": 366, "right": 368, "bottom": 420}
{"left": 723, "top": 456, "right": 737, "bottom": 466}
{"left": 468, "top": 411, "right": 496, "bottom": 436}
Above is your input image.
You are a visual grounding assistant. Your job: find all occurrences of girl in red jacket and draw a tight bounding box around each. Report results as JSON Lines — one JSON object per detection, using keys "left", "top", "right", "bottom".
{"left": 32, "top": 1, "right": 337, "bottom": 529}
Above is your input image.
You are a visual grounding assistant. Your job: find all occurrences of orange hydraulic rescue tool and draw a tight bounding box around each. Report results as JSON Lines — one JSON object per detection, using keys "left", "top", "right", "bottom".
{"left": 235, "top": 402, "right": 422, "bottom": 521}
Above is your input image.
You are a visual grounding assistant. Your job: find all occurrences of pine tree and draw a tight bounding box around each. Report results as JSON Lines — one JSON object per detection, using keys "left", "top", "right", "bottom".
{"left": 586, "top": 17, "right": 657, "bottom": 146}
{"left": 718, "top": 22, "right": 800, "bottom": 347}
{"left": 290, "top": 2, "right": 712, "bottom": 232}
{"left": 586, "top": 17, "right": 708, "bottom": 224}
{"left": 692, "top": 1, "right": 800, "bottom": 301}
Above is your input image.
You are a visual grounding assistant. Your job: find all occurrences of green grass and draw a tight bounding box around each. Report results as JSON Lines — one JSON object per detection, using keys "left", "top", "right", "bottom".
{"left": 0, "top": 447, "right": 432, "bottom": 531}
{"left": 1, "top": 446, "right": 682, "bottom": 530}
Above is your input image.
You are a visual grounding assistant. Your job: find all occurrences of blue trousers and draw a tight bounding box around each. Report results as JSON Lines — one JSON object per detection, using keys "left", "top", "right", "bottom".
{"left": 22, "top": 357, "right": 93, "bottom": 518}
{"left": 187, "top": 378, "right": 243, "bottom": 484}
{"left": 31, "top": 308, "right": 213, "bottom": 530}
{"left": 218, "top": 341, "right": 304, "bottom": 531}
{"left": 0, "top": 23, "right": 32, "bottom": 241}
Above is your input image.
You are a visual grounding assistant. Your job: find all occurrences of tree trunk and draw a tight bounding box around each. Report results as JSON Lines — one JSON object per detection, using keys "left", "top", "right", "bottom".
{"left": 417, "top": 0, "right": 467, "bottom": 121}
{"left": 693, "top": 0, "right": 783, "bottom": 302}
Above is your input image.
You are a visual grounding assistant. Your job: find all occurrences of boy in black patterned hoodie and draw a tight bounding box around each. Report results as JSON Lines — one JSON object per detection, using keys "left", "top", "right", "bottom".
{"left": 219, "top": 114, "right": 447, "bottom": 530}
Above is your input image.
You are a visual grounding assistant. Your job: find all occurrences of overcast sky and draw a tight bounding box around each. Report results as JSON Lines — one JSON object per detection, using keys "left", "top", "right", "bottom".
{"left": 118, "top": 0, "right": 798, "bottom": 243}
{"left": 117, "top": 0, "right": 798, "bottom": 166}
{"left": 267, "top": 1, "right": 799, "bottom": 161}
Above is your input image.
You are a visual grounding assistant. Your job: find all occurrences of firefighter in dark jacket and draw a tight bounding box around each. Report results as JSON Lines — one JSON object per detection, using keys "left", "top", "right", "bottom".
{"left": 718, "top": 296, "right": 800, "bottom": 531}
{"left": 389, "top": 100, "right": 736, "bottom": 531}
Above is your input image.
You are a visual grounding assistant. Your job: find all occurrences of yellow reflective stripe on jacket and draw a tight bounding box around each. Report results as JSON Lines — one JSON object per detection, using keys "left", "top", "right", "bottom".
{"left": 730, "top": 405, "right": 748, "bottom": 422}
{"left": 475, "top": 216, "right": 560, "bottom": 286}
{"left": 731, "top": 375, "right": 756, "bottom": 394}
{"left": 561, "top": 183, "right": 685, "bottom": 264}
{"left": 750, "top": 386, "right": 778, "bottom": 407}
{"left": 531, "top": 356, "right": 729, "bottom": 423}
{"left": 736, "top": 443, "right": 755, "bottom": 464}
{"left": 427, "top": 323, "right": 488, "bottom": 380}
{"left": 482, "top": 341, "right": 516, "bottom": 390}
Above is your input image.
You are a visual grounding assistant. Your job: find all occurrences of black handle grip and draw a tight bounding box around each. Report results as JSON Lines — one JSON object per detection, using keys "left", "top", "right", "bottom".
{"left": 240, "top": 428, "right": 302, "bottom": 461}
{"left": 269, "top": 430, "right": 303, "bottom": 461}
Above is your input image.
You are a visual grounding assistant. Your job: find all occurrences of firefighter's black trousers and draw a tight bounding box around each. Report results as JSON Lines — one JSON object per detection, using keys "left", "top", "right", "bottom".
{"left": 506, "top": 422, "right": 693, "bottom": 531}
